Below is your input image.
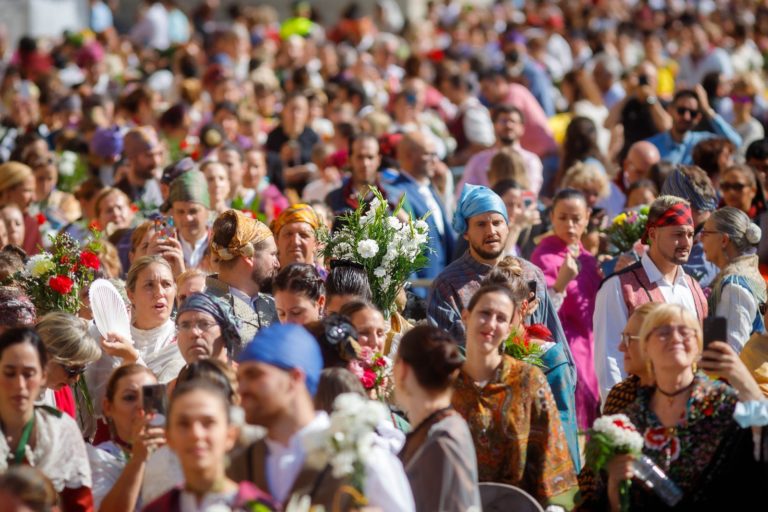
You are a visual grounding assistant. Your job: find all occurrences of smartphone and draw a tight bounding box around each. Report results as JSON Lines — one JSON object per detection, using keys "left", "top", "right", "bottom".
{"left": 703, "top": 316, "right": 727, "bottom": 349}
{"left": 154, "top": 217, "right": 174, "bottom": 240}
{"left": 527, "top": 279, "right": 537, "bottom": 297}
{"left": 522, "top": 191, "right": 536, "bottom": 209}
{"left": 638, "top": 74, "right": 649, "bottom": 87}
{"left": 142, "top": 383, "right": 168, "bottom": 427}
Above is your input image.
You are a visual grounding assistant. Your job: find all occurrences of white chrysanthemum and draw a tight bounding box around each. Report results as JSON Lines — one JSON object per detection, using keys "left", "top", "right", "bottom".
{"left": 414, "top": 219, "right": 429, "bottom": 232}
{"left": 373, "top": 267, "right": 386, "bottom": 278}
{"left": 26, "top": 254, "right": 55, "bottom": 277}
{"left": 357, "top": 239, "right": 379, "bottom": 259}
{"left": 387, "top": 217, "right": 402, "bottom": 230}
{"left": 58, "top": 151, "right": 78, "bottom": 177}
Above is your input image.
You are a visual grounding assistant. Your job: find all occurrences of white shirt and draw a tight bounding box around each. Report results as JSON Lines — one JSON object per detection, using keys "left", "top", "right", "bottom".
{"left": 229, "top": 286, "right": 254, "bottom": 310}
{"left": 265, "top": 412, "right": 415, "bottom": 511}
{"left": 179, "top": 231, "right": 209, "bottom": 269}
{"left": 715, "top": 281, "right": 759, "bottom": 353}
{"left": 401, "top": 171, "right": 446, "bottom": 236}
{"left": 593, "top": 254, "right": 697, "bottom": 402}
{"left": 459, "top": 97, "right": 495, "bottom": 148}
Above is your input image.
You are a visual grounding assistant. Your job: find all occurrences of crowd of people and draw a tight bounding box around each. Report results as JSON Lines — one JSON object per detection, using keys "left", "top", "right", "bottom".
{"left": 1, "top": 0, "right": 768, "bottom": 510}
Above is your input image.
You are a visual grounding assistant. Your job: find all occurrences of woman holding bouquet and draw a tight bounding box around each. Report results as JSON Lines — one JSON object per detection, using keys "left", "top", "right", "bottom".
{"left": 452, "top": 285, "right": 578, "bottom": 507}
{"left": 531, "top": 188, "right": 601, "bottom": 430}
{"left": 585, "top": 304, "right": 765, "bottom": 510}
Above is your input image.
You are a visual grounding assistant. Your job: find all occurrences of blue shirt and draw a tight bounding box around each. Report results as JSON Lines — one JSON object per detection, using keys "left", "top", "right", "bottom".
{"left": 646, "top": 114, "right": 743, "bottom": 164}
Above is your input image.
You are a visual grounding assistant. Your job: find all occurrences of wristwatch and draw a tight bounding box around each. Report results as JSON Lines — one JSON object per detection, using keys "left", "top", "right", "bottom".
{"left": 645, "top": 95, "right": 658, "bottom": 105}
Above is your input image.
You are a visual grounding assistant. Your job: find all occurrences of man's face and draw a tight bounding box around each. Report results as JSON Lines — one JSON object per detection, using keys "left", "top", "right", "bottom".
{"left": 649, "top": 224, "right": 694, "bottom": 265}
{"left": 495, "top": 111, "right": 524, "bottom": 146}
{"left": 172, "top": 201, "right": 209, "bottom": 242}
{"left": 132, "top": 147, "right": 164, "bottom": 181}
{"left": 277, "top": 222, "right": 317, "bottom": 267}
{"left": 670, "top": 97, "right": 701, "bottom": 135}
{"left": 237, "top": 361, "right": 293, "bottom": 427}
{"left": 350, "top": 139, "right": 381, "bottom": 186}
{"left": 250, "top": 237, "right": 280, "bottom": 288}
{"left": 464, "top": 212, "right": 509, "bottom": 261}
{"left": 282, "top": 97, "right": 309, "bottom": 134}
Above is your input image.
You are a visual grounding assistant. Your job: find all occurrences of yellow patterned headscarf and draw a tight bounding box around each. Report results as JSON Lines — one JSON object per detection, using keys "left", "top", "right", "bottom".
{"left": 210, "top": 210, "right": 273, "bottom": 261}
{"left": 270, "top": 203, "right": 322, "bottom": 237}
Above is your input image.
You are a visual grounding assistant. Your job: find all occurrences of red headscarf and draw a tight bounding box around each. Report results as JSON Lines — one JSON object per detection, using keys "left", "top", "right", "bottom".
{"left": 641, "top": 203, "right": 693, "bottom": 244}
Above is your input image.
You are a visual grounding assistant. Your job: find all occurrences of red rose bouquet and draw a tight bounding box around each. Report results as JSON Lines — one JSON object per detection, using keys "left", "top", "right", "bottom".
{"left": 13, "top": 232, "right": 102, "bottom": 316}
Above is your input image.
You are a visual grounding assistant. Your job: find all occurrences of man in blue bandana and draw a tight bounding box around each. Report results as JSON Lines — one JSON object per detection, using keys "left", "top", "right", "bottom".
{"left": 426, "top": 184, "right": 582, "bottom": 470}
{"left": 229, "top": 324, "right": 414, "bottom": 511}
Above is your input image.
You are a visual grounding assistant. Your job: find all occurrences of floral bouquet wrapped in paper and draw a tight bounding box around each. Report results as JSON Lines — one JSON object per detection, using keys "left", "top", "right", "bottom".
{"left": 604, "top": 206, "right": 649, "bottom": 255}
{"left": 318, "top": 187, "right": 430, "bottom": 318}
{"left": 503, "top": 324, "right": 552, "bottom": 368}
{"left": 584, "top": 414, "right": 644, "bottom": 512}
{"left": 303, "top": 393, "right": 389, "bottom": 508}
{"left": 13, "top": 232, "right": 101, "bottom": 316}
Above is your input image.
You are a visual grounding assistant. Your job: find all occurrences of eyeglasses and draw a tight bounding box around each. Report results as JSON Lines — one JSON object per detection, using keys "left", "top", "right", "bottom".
{"left": 619, "top": 333, "right": 640, "bottom": 348}
{"left": 178, "top": 320, "right": 219, "bottom": 332}
{"left": 676, "top": 107, "right": 700, "bottom": 117}
{"left": 720, "top": 182, "right": 748, "bottom": 192}
{"left": 59, "top": 363, "right": 87, "bottom": 379}
{"left": 651, "top": 325, "right": 697, "bottom": 341}
{"left": 731, "top": 95, "right": 754, "bottom": 104}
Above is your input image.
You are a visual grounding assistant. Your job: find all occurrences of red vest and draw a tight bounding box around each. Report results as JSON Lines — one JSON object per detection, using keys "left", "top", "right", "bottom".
{"left": 617, "top": 261, "right": 708, "bottom": 321}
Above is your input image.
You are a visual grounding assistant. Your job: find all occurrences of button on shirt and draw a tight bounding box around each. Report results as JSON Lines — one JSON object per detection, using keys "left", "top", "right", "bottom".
{"left": 593, "top": 254, "right": 697, "bottom": 402}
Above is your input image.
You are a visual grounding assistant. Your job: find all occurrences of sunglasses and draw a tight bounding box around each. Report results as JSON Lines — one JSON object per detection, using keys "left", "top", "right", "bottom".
{"left": 731, "top": 95, "right": 754, "bottom": 104}
{"left": 720, "top": 182, "right": 748, "bottom": 192}
{"left": 60, "top": 363, "right": 87, "bottom": 379}
{"left": 676, "top": 107, "right": 700, "bottom": 117}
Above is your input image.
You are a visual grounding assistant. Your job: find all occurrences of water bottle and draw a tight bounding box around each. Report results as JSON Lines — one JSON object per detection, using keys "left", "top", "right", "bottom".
{"left": 630, "top": 455, "right": 684, "bottom": 506}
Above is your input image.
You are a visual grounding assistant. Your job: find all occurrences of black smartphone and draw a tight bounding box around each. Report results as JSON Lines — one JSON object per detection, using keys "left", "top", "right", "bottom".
{"left": 142, "top": 383, "right": 168, "bottom": 426}
{"left": 703, "top": 316, "right": 727, "bottom": 349}
{"left": 528, "top": 279, "right": 537, "bottom": 297}
{"left": 638, "top": 74, "right": 649, "bottom": 86}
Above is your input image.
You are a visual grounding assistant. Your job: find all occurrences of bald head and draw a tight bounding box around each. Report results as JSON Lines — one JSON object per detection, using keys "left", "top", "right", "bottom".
{"left": 624, "top": 141, "right": 661, "bottom": 185}
{"left": 397, "top": 132, "right": 437, "bottom": 180}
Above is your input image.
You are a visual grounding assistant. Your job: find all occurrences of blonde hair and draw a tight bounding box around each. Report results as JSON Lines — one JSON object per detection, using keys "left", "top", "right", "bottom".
{"left": 36, "top": 312, "right": 101, "bottom": 366}
{"left": 176, "top": 268, "right": 208, "bottom": 290}
{"left": 126, "top": 255, "right": 173, "bottom": 292}
{"left": 638, "top": 303, "right": 703, "bottom": 362}
{"left": 488, "top": 148, "right": 529, "bottom": 189}
{"left": 0, "top": 162, "right": 33, "bottom": 197}
{"left": 561, "top": 162, "right": 610, "bottom": 199}
{"left": 94, "top": 187, "right": 131, "bottom": 217}
{"left": 97, "top": 240, "right": 122, "bottom": 278}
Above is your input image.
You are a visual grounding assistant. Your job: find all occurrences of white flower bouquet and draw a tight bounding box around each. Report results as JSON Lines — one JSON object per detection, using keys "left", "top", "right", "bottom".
{"left": 303, "top": 393, "right": 389, "bottom": 507}
{"left": 585, "top": 414, "right": 644, "bottom": 512}
{"left": 318, "top": 187, "right": 430, "bottom": 318}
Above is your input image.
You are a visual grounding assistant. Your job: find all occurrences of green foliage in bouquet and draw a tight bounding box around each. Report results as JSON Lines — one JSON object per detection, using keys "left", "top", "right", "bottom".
{"left": 55, "top": 151, "right": 90, "bottom": 194}
{"left": 603, "top": 206, "right": 649, "bottom": 255}
{"left": 503, "top": 325, "right": 546, "bottom": 367}
{"left": 318, "top": 187, "right": 430, "bottom": 318}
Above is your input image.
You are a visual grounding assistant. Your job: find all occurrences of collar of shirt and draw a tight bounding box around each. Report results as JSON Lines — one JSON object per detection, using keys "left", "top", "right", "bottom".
{"left": 264, "top": 412, "right": 330, "bottom": 502}
{"left": 641, "top": 252, "right": 687, "bottom": 287}
{"left": 179, "top": 231, "right": 209, "bottom": 268}
{"left": 229, "top": 286, "right": 252, "bottom": 306}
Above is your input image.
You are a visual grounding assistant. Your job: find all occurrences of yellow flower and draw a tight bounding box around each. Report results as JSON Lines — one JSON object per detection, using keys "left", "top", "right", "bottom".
{"left": 26, "top": 255, "right": 55, "bottom": 277}
{"left": 613, "top": 213, "right": 628, "bottom": 226}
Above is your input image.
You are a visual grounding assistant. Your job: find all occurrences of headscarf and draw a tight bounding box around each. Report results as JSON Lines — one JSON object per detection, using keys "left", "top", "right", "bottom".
{"left": 642, "top": 200, "right": 694, "bottom": 244}
{"left": 270, "top": 203, "right": 322, "bottom": 237}
{"left": 661, "top": 168, "right": 718, "bottom": 212}
{"left": 162, "top": 169, "right": 210, "bottom": 212}
{"left": 238, "top": 323, "right": 323, "bottom": 395}
{"left": 452, "top": 183, "right": 509, "bottom": 234}
{"left": 177, "top": 292, "right": 241, "bottom": 359}
{"left": 210, "top": 210, "right": 273, "bottom": 261}
{"left": 0, "top": 162, "right": 33, "bottom": 193}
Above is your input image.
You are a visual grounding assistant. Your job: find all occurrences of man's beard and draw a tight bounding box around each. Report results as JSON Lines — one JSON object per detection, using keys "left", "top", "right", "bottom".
{"left": 251, "top": 267, "right": 276, "bottom": 293}
{"left": 134, "top": 162, "right": 156, "bottom": 181}
{"left": 499, "top": 136, "right": 517, "bottom": 146}
{"left": 470, "top": 240, "right": 505, "bottom": 261}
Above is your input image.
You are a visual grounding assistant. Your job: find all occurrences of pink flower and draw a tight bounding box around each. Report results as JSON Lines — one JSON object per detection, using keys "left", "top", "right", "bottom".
{"left": 359, "top": 346, "right": 375, "bottom": 363}
{"left": 347, "top": 360, "right": 364, "bottom": 379}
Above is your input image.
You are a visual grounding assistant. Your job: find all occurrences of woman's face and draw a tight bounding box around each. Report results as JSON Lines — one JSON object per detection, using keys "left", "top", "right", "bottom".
{"left": 619, "top": 313, "right": 646, "bottom": 377}
{"left": 462, "top": 291, "right": 516, "bottom": 355}
{"left": 644, "top": 316, "right": 701, "bottom": 374}
{"left": 204, "top": 163, "right": 231, "bottom": 206}
{"left": 274, "top": 291, "right": 324, "bottom": 325}
{"left": 351, "top": 308, "right": 387, "bottom": 353}
{"left": 700, "top": 218, "right": 726, "bottom": 267}
{"left": 177, "top": 310, "right": 225, "bottom": 364}
{"left": 33, "top": 162, "right": 57, "bottom": 201}
{"left": 99, "top": 191, "right": 134, "bottom": 229}
{"left": 167, "top": 389, "right": 235, "bottom": 476}
{"left": 127, "top": 263, "right": 176, "bottom": 329}
{"left": 103, "top": 372, "right": 157, "bottom": 443}
{"left": 720, "top": 169, "right": 756, "bottom": 213}
{"left": 4, "top": 176, "right": 35, "bottom": 212}
{"left": 551, "top": 197, "right": 589, "bottom": 246}
{"left": 0, "top": 343, "right": 45, "bottom": 418}
{"left": 243, "top": 150, "right": 267, "bottom": 189}
{"left": 1, "top": 206, "right": 24, "bottom": 246}
{"left": 44, "top": 360, "right": 86, "bottom": 391}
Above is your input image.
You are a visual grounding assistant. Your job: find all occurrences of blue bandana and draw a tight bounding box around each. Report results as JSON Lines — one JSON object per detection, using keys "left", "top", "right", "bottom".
{"left": 177, "top": 292, "right": 241, "bottom": 359}
{"left": 661, "top": 168, "right": 718, "bottom": 212}
{"left": 452, "top": 184, "right": 509, "bottom": 234}
{"left": 238, "top": 324, "right": 324, "bottom": 396}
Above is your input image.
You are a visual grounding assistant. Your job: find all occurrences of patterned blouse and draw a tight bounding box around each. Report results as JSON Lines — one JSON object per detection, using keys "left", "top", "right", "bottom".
{"left": 452, "top": 355, "right": 577, "bottom": 504}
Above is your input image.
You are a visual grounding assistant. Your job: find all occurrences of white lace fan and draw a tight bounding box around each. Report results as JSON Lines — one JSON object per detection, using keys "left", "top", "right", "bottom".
{"left": 89, "top": 279, "right": 131, "bottom": 340}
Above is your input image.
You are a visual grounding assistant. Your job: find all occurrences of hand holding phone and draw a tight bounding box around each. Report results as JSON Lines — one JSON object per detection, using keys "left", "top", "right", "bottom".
{"left": 142, "top": 383, "right": 168, "bottom": 427}
{"left": 702, "top": 316, "right": 728, "bottom": 349}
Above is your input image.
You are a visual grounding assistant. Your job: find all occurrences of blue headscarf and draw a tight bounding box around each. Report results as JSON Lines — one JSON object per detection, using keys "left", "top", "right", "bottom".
{"left": 452, "top": 184, "right": 509, "bottom": 234}
{"left": 661, "top": 167, "right": 718, "bottom": 212}
{"left": 177, "top": 292, "right": 242, "bottom": 360}
{"left": 238, "top": 324, "right": 324, "bottom": 396}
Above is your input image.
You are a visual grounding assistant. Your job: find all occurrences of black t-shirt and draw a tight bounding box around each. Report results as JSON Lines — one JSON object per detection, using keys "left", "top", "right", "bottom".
{"left": 264, "top": 125, "right": 319, "bottom": 191}
{"left": 619, "top": 97, "right": 668, "bottom": 161}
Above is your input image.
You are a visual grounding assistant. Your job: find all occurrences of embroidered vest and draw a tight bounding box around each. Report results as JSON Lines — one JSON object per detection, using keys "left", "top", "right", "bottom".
{"left": 227, "top": 439, "right": 353, "bottom": 509}
{"left": 616, "top": 261, "right": 708, "bottom": 320}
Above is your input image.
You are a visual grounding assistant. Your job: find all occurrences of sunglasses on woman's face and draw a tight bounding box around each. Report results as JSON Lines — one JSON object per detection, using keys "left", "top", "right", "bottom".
{"left": 731, "top": 95, "right": 754, "bottom": 104}
{"left": 61, "top": 363, "right": 87, "bottom": 379}
{"left": 720, "top": 182, "right": 748, "bottom": 192}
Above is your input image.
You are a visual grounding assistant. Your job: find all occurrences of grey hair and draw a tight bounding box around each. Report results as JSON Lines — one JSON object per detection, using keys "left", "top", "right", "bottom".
{"left": 711, "top": 206, "right": 762, "bottom": 254}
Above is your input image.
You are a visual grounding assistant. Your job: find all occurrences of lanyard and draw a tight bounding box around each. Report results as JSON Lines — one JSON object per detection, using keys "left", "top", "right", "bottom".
{"left": 10, "top": 415, "right": 35, "bottom": 465}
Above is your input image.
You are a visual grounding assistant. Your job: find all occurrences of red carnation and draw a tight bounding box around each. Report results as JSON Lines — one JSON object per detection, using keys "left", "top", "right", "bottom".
{"left": 361, "top": 368, "right": 377, "bottom": 389}
{"left": 49, "top": 275, "right": 74, "bottom": 294}
{"left": 374, "top": 356, "right": 387, "bottom": 368}
{"left": 79, "top": 251, "right": 100, "bottom": 270}
{"left": 60, "top": 255, "right": 70, "bottom": 264}
{"left": 36, "top": 213, "right": 46, "bottom": 226}
{"left": 89, "top": 220, "right": 102, "bottom": 231}
{"left": 130, "top": 203, "right": 139, "bottom": 213}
